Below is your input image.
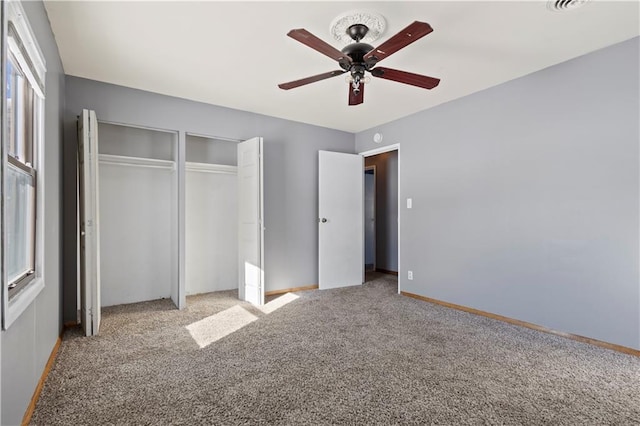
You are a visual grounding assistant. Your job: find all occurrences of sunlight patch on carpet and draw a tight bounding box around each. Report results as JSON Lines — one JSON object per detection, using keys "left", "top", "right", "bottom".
{"left": 186, "top": 291, "right": 299, "bottom": 348}
{"left": 186, "top": 305, "right": 258, "bottom": 348}
{"left": 259, "top": 292, "right": 299, "bottom": 314}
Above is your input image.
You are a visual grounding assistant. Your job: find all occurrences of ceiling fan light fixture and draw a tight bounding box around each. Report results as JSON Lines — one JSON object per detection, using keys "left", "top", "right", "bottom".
{"left": 330, "top": 10, "right": 386, "bottom": 45}
{"left": 345, "top": 75, "right": 371, "bottom": 84}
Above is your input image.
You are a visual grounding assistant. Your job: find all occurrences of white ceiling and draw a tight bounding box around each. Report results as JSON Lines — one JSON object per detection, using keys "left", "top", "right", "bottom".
{"left": 44, "top": 1, "right": 639, "bottom": 133}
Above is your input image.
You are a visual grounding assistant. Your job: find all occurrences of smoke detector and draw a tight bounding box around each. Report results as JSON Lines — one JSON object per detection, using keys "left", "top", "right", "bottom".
{"left": 547, "top": 0, "right": 590, "bottom": 12}
{"left": 329, "top": 11, "right": 386, "bottom": 45}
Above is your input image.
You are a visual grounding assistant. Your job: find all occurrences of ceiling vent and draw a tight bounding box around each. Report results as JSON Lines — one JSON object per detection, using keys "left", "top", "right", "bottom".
{"left": 547, "top": 0, "right": 590, "bottom": 12}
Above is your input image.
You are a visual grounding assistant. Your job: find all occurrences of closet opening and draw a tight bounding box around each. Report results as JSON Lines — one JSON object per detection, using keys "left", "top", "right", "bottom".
{"left": 185, "top": 134, "right": 239, "bottom": 301}
{"left": 87, "top": 121, "right": 179, "bottom": 309}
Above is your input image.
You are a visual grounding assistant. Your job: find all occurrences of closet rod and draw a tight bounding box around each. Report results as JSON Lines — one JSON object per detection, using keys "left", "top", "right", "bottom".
{"left": 185, "top": 169, "right": 236, "bottom": 175}
{"left": 185, "top": 163, "right": 237, "bottom": 175}
{"left": 99, "top": 154, "right": 175, "bottom": 171}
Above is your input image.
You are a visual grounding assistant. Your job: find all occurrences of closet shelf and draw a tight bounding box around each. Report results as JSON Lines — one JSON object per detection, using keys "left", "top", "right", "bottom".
{"left": 99, "top": 154, "right": 175, "bottom": 170}
{"left": 186, "top": 162, "right": 237, "bottom": 174}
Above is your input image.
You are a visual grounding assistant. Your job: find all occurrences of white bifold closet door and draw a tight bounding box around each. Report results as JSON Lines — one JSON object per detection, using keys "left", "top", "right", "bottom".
{"left": 237, "top": 137, "right": 264, "bottom": 306}
{"left": 78, "top": 109, "right": 101, "bottom": 336}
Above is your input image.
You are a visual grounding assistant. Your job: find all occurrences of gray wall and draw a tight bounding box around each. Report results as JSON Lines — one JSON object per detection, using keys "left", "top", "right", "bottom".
{"left": 1, "top": 1, "right": 65, "bottom": 424}
{"left": 365, "top": 151, "right": 398, "bottom": 272}
{"left": 356, "top": 37, "right": 640, "bottom": 350}
{"left": 63, "top": 76, "right": 354, "bottom": 322}
{"left": 99, "top": 122, "right": 176, "bottom": 161}
{"left": 186, "top": 135, "right": 237, "bottom": 166}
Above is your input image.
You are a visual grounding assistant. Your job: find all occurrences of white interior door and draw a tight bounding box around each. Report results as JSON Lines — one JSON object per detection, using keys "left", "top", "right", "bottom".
{"left": 237, "top": 137, "right": 264, "bottom": 305}
{"left": 78, "top": 109, "right": 101, "bottom": 336}
{"left": 319, "top": 151, "right": 363, "bottom": 289}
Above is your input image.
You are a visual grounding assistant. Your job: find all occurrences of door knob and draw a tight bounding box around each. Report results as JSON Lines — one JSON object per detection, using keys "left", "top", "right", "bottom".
{"left": 321, "top": 218, "right": 327, "bottom": 223}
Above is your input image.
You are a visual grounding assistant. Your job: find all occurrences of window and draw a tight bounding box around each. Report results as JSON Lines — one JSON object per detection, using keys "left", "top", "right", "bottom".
{"left": 2, "top": 0, "right": 46, "bottom": 328}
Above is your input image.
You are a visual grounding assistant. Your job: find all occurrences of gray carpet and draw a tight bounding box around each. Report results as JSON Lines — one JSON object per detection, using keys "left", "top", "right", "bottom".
{"left": 32, "top": 274, "right": 640, "bottom": 425}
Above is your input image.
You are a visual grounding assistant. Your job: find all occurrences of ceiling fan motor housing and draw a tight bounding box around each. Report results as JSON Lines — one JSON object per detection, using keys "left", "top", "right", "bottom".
{"left": 340, "top": 41, "right": 376, "bottom": 86}
{"left": 341, "top": 42, "right": 374, "bottom": 64}
{"left": 341, "top": 24, "right": 377, "bottom": 70}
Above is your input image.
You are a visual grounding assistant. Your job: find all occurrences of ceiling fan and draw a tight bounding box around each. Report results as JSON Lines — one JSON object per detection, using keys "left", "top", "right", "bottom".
{"left": 278, "top": 21, "right": 440, "bottom": 106}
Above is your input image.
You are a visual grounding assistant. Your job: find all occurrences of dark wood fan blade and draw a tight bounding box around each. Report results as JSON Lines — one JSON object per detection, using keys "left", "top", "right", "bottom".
{"left": 348, "top": 83, "right": 364, "bottom": 106}
{"left": 278, "top": 70, "right": 346, "bottom": 90}
{"left": 371, "top": 67, "right": 440, "bottom": 89}
{"left": 287, "top": 29, "right": 352, "bottom": 66}
{"left": 363, "top": 21, "right": 433, "bottom": 66}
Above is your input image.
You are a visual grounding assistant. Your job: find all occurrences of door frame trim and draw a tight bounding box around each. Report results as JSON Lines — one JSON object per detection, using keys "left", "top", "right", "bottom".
{"left": 359, "top": 143, "right": 400, "bottom": 293}
{"left": 364, "top": 165, "right": 377, "bottom": 272}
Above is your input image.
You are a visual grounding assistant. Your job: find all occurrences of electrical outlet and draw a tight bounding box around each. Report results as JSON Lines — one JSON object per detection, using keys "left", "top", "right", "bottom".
{"left": 408, "top": 270, "right": 413, "bottom": 280}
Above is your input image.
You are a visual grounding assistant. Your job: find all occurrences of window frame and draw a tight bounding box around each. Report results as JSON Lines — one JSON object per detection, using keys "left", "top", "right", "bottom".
{"left": 1, "top": 0, "right": 46, "bottom": 329}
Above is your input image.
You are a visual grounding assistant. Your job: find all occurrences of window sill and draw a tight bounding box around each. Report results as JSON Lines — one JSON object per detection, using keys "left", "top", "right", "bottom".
{"left": 3, "top": 278, "right": 44, "bottom": 329}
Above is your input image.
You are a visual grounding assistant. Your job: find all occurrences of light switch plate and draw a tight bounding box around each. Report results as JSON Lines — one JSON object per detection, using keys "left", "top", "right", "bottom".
{"left": 407, "top": 198, "right": 412, "bottom": 209}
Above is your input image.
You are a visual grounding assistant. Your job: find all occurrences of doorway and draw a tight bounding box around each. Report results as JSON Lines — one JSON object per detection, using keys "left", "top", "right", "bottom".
{"left": 360, "top": 145, "right": 400, "bottom": 292}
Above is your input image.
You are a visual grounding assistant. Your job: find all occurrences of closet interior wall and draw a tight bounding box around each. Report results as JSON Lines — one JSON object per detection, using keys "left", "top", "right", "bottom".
{"left": 97, "top": 122, "right": 178, "bottom": 307}
{"left": 185, "top": 134, "right": 239, "bottom": 296}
